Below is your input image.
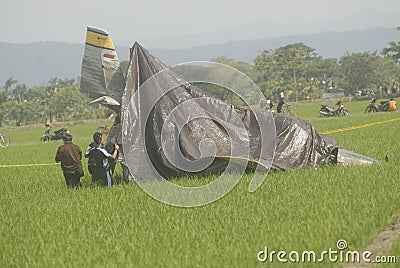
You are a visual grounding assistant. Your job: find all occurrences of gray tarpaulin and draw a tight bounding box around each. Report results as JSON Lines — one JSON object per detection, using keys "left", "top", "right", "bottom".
{"left": 80, "top": 28, "right": 377, "bottom": 182}
{"left": 119, "top": 43, "right": 342, "bottom": 181}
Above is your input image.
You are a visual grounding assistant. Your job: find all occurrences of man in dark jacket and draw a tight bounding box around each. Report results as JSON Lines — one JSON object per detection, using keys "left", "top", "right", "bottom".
{"left": 55, "top": 134, "right": 84, "bottom": 188}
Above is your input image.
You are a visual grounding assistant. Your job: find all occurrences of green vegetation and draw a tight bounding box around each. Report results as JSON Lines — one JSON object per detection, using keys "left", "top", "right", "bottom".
{"left": 2, "top": 39, "right": 400, "bottom": 127}
{"left": 1, "top": 102, "right": 399, "bottom": 267}
{"left": 253, "top": 43, "right": 400, "bottom": 102}
{"left": 0, "top": 78, "right": 112, "bottom": 127}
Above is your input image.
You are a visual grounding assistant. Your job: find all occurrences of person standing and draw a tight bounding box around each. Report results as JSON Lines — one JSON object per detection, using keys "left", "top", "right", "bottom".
{"left": 85, "top": 132, "right": 119, "bottom": 187}
{"left": 392, "top": 82, "right": 398, "bottom": 96}
{"left": 55, "top": 134, "right": 84, "bottom": 188}
{"left": 383, "top": 82, "right": 390, "bottom": 96}
{"left": 45, "top": 122, "right": 52, "bottom": 134}
{"left": 265, "top": 98, "right": 271, "bottom": 112}
{"left": 277, "top": 98, "right": 285, "bottom": 114}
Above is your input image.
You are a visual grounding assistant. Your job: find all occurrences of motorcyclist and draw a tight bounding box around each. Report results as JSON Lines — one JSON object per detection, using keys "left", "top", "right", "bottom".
{"left": 336, "top": 101, "right": 345, "bottom": 115}
{"left": 388, "top": 98, "right": 397, "bottom": 112}
{"left": 41, "top": 123, "right": 68, "bottom": 142}
{"left": 45, "top": 122, "right": 52, "bottom": 135}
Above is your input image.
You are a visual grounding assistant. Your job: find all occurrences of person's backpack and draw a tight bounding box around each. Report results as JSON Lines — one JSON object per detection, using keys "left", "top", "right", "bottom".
{"left": 87, "top": 142, "right": 97, "bottom": 175}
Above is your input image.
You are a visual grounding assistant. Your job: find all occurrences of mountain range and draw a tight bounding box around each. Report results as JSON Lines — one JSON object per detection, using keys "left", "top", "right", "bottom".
{"left": 1, "top": 27, "right": 398, "bottom": 87}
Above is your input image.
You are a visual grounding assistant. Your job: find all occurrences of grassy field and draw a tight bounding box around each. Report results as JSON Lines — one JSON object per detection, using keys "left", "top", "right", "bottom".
{"left": 1, "top": 99, "right": 400, "bottom": 267}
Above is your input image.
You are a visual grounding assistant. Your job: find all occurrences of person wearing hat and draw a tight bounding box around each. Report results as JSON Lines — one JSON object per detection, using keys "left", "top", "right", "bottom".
{"left": 55, "top": 133, "right": 84, "bottom": 188}
{"left": 85, "top": 132, "right": 119, "bottom": 187}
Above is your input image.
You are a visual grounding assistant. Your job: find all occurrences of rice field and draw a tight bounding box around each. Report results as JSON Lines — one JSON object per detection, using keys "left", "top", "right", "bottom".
{"left": 1, "top": 99, "right": 400, "bottom": 267}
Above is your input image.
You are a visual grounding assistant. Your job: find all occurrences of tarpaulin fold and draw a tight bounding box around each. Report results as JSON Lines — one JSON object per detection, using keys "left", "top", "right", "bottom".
{"left": 80, "top": 28, "right": 377, "bottom": 182}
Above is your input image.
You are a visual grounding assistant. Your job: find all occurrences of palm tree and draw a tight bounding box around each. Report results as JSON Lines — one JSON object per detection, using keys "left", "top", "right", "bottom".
{"left": 14, "top": 84, "right": 27, "bottom": 103}
{"left": 4, "top": 77, "right": 17, "bottom": 91}
{"left": 382, "top": 41, "right": 400, "bottom": 64}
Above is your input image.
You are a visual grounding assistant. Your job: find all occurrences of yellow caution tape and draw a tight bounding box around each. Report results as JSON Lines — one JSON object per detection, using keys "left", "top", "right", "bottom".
{"left": 320, "top": 117, "right": 400, "bottom": 135}
{"left": 0, "top": 163, "right": 59, "bottom": 168}
{"left": 1, "top": 118, "right": 399, "bottom": 168}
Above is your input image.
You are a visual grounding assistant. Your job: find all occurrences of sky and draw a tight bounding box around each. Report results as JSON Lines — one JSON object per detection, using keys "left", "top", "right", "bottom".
{"left": 1, "top": 0, "right": 399, "bottom": 48}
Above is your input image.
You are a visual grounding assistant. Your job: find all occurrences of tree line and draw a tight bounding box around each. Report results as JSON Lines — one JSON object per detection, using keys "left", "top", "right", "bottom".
{"left": 1, "top": 40, "right": 399, "bottom": 127}
{"left": 0, "top": 78, "right": 110, "bottom": 127}
{"left": 228, "top": 41, "right": 400, "bottom": 103}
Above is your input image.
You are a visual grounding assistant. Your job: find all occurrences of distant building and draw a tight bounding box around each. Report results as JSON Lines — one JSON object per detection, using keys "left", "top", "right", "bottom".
{"left": 322, "top": 88, "right": 345, "bottom": 99}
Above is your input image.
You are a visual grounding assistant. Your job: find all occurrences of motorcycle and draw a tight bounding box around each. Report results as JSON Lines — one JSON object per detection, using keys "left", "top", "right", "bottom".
{"left": 319, "top": 101, "right": 349, "bottom": 117}
{"left": 365, "top": 98, "right": 389, "bottom": 113}
{"left": 40, "top": 127, "right": 69, "bottom": 142}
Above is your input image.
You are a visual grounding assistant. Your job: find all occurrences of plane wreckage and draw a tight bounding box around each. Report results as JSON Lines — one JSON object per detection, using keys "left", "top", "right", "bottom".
{"left": 80, "top": 26, "right": 377, "bottom": 186}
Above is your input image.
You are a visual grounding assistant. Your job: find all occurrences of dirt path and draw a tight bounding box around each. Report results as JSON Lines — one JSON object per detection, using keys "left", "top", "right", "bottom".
{"left": 342, "top": 215, "right": 400, "bottom": 267}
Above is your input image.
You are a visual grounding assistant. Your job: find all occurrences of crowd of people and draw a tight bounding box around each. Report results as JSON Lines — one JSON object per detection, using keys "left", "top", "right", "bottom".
{"left": 260, "top": 98, "right": 286, "bottom": 114}
{"left": 55, "top": 131, "right": 119, "bottom": 189}
{"left": 381, "top": 81, "right": 399, "bottom": 97}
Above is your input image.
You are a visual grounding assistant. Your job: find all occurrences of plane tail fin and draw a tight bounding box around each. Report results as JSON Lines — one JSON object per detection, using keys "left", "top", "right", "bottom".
{"left": 80, "top": 26, "right": 125, "bottom": 104}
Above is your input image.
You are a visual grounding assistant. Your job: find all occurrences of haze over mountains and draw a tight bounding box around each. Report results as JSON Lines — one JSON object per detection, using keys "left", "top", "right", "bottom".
{"left": 1, "top": 27, "right": 399, "bottom": 87}
{"left": 119, "top": 10, "right": 399, "bottom": 50}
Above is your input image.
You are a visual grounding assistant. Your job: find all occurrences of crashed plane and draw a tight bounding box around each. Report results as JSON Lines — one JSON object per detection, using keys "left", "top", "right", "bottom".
{"left": 80, "top": 26, "right": 377, "bottom": 185}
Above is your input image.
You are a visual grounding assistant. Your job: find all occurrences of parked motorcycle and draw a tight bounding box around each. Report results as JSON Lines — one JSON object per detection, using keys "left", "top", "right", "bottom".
{"left": 365, "top": 98, "right": 389, "bottom": 113}
{"left": 319, "top": 101, "right": 349, "bottom": 117}
{"left": 40, "top": 127, "right": 69, "bottom": 142}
